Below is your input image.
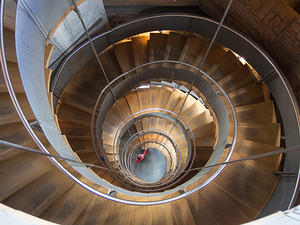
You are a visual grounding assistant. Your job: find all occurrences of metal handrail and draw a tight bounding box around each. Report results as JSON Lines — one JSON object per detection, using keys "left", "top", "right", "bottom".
{"left": 3, "top": 1, "right": 299, "bottom": 207}
{"left": 0, "top": 0, "right": 236, "bottom": 203}
{"left": 111, "top": 108, "right": 195, "bottom": 172}
{"left": 108, "top": 108, "right": 197, "bottom": 190}
{"left": 119, "top": 135, "right": 178, "bottom": 188}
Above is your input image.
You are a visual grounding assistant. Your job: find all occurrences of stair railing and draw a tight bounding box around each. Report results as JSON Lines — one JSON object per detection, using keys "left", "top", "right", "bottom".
{"left": 3, "top": 0, "right": 300, "bottom": 209}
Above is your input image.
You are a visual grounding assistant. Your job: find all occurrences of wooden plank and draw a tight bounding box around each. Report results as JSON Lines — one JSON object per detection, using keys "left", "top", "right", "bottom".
{"left": 207, "top": 51, "right": 243, "bottom": 81}
{"left": 230, "top": 122, "right": 281, "bottom": 146}
{"left": 131, "top": 36, "right": 149, "bottom": 71}
{"left": 0, "top": 93, "right": 34, "bottom": 125}
{"left": 193, "top": 42, "right": 226, "bottom": 71}
{"left": 99, "top": 49, "right": 122, "bottom": 81}
{"left": 171, "top": 198, "right": 197, "bottom": 225}
{"left": 163, "top": 32, "right": 187, "bottom": 67}
{"left": 152, "top": 202, "right": 174, "bottom": 225}
{"left": 0, "top": 152, "right": 52, "bottom": 201}
{"left": 218, "top": 64, "right": 255, "bottom": 93}
{"left": 40, "top": 184, "right": 92, "bottom": 225}
{"left": 234, "top": 101, "right": 276, "bottom": 123}
{"left": 114, "top": 41, "right": 135, "bottom": 73}
{"left": 126, "top": 91, "right": 140, "bottom": 113}
{"left": 58, "top": 120, "right": 90, "bottom": 136}
{"left": 225, "top": 83, "right": 265, "bottom": 107}
{"left": 3, "top": 27, "right": 17, "bottom": 62}
{"left": 3, "top": 168, "right": 74, "bottom": 216}
{"left": 0, "top": 62, "right": 24, "bottom": 93}
{"left": 177, "top": 34, "right": 208, "bottom": 70}
{"left": 148, "top": 33, "right": 168, "bottom": 68}
{"left": 73, "top": 196, "right": 108, "bottom": 225}
{"left": 57, "top": 103, "right": 91, "bottom": 125}
{"left": 3, "top": 0, "right": 16, "bottom": 31}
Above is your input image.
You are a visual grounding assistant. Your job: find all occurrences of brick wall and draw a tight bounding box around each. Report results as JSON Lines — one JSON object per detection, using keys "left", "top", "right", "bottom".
{"left": 197, "top": 0, "right": 300, "bottom": 104}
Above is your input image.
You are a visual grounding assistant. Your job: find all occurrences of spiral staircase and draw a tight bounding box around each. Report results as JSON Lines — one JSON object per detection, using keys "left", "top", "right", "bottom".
{"left": 1, "top": 1, "right": 300, "bottom": 225}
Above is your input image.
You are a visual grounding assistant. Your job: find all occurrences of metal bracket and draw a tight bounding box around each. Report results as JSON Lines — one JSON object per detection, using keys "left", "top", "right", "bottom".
{"left": 225, "top": 143, "right": 232, "bottom": 149}
{"left": 107, "top": 189, "right": 117, "bottom": 197}
{"left": 273, "top": 171, "right": 298, "bottom": 177}
{"left": 29, "top": 120, "right": 43, "bottom": 133}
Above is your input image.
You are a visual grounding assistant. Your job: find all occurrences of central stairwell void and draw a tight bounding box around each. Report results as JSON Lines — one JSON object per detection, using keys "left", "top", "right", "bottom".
{"left": 1, "top": 0, "right": 300, "bottom": 224}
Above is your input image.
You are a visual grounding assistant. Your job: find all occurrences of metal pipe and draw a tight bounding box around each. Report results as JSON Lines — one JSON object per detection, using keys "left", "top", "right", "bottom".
{"left": 0, "top": 140, "right": 120, "bottom": 173}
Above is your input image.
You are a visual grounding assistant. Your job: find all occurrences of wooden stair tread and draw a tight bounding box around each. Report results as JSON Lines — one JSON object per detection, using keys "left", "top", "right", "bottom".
{"left": 40, "top": 184, "right": 92, "bottom": 225}
{"left": 177, "top": 35, "right": 208, "bottom": 70}
{"left": 212, "top": 152, "right": 279, "bottom": 213}
{"left": 197, "top": 183, "right": 256, "bottom": 224}
{"left": 148, "top": 33, "right": 168, "bottom": 68}
{"left": 207, "top": 51, "right": 243, "bottom": 82}
{"left": 114, "top": 41, "right": 135, "bottom": 73}
{"left": 99, "top": 49, "right": 122, "bottom": 80}
{"left": 218, "top": 64, "right": 255, "bottom": 93}
{"left": 2, "top": 168, "right": 74, "bottom": 216}
{"left": 0, "top": 152, "right": 52, "bottom": 201}
{"left": 131, "top": 36, "right": 149, "bottom": 71}
{"left": 57, "top": 102, "right": 91, "bottom": 125}
{"left": 164, "top": 32, "right": 187, "bottom": 62}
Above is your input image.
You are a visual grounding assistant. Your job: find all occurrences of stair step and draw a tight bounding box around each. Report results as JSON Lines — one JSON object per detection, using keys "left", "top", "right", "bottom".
{"left": 158, "top": 86, "right": 173, "bottom": 108}
{"left": 0, "top": 152, "right": 52, "bottom": 201}
{"left": 229, "top": 139, "right": 281, "bottom": 169}
{"left": 2, "top": 168, "right": 74, "bottom": 216}
{"left": 114, "top": 41, "right": 135, "bottom": 73}
{"left": 0, "top": 62, "right": 24, "bottom": 93}
{"left": 192, "top": 122, "right": 215, "bottom": 138}
{"left": 152, "top": 202, "right": 174, "bottom": 225}
{"left": 194, "top": 41, "right": 226, "bottom": 71}
{"left": 186, "top": 191, "right": 220, "bottom": 225}
{"left": 207, "top": 50, "right": 243, "bottom": 82}
{"left": 164, "top": 32, "right": 187, "bottom": 66}
{"left": 188, "top": 111, "right": 213, "bottom": 130}
{"left": 217, "top": 64, "right": 255, "bottom": 93}
{"left": 0, "top": 93, "right": 34, "bottom": 126}
{"left": 230, "top": 122, "right": 281, "bottom": 146}
{"left": 148, "top": 33, "right": 168, "bottom": 68}
{"left": 131, "top": 36, "right": 149, "bottom": 71}
{"left": 126, "top": 91, "right": 140, "bottom": 114}
{"left": 212, "top": 151, "right": 279, "bottom": 214}
{"left": 57, "top": 102, "right": 91, "bottom": 125}
{"left": 177, "top": 34, "right": 208, "bottom": 70}
{"left": 73, "top": 196, "right": 108, "bottom": 225}
{"left": 0, "top": 133, "right": 47, "bottom": 162}
{"left": 149, "top": 86, "right": 161, "bottom": 108}
{"left": 171, "top": 198, "right": 197, "bottom": 225}
{"left": 3, "top": 0, "right": 16, "bottom": 31}
{"left": 3, "top": 27, "right": 17, "bottom": 63}
{"left": 234, "top": 101, "right": 276, "bottom": 123}
{"left": 58, "top": 120, "right": 91, "bottom": 136}
{"left": 61, "top": 90, "right": 97, "bottom": 114}
{"left": 222, "top": 83, "right": 265, "bottom": 107}
{"left": 40, "top": 184, "right": 92, "bottom": 224}
{"left": 194, "top": 137, "right": 216, "bottom": 147}
{"left": 99, "top": 49, "right": 122, "bottom": 80}
{"left": 199, "top": 183, "right": 256, "bottom": 224}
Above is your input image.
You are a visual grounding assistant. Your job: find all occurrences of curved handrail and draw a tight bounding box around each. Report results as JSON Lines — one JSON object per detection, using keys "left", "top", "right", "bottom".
{"left": 89, "top": 60, "right": 237, "bottom": 199}
{"left": 118, "top": 129, "right": 180, "bottom": 188}
{"left": 3, "top": 7, "right": 299, "bottom": 207}
{"left": 111, "top": 108, "right": 195, "bottom": 180}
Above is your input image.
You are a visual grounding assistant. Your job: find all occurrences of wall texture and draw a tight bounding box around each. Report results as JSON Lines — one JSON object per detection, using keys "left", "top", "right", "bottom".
{"left": 197, "top": 0, "right": 300, "bottom": 105}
